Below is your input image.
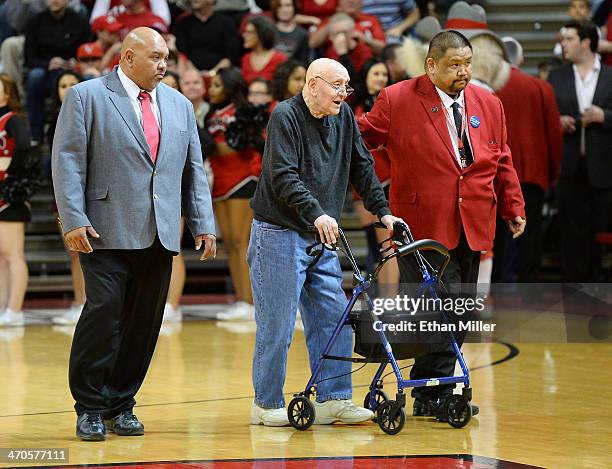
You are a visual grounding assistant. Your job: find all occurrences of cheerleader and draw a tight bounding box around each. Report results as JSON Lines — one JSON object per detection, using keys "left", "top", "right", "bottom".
{"left": 206, "top": 67, "right": 261, "bottom": 319}
{"left": 0, "top": 74, "right": 32, "bottom": 327}
{"left": 350, "top": 58, "right": 399, "bottom": 285}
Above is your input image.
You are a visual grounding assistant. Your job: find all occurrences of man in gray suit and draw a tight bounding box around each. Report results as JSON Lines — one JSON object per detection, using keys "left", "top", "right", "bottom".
{"left": 52, "top": 27, "right": 216, "bottom": 441}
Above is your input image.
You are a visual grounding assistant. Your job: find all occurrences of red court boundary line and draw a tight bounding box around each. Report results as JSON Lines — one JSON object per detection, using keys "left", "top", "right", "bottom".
{"left": 15, "top": 454, "right": 545, "bottom": 469}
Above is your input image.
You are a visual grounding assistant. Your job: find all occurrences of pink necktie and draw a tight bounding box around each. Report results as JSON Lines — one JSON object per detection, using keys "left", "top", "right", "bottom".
{"left": 138, "top": 91, "right": 159, "bottom": 163}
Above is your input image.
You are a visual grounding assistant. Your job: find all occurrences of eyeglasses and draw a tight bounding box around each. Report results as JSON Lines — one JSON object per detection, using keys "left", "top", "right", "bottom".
{"left": 315, "top": 76, "right": 354, "bottom": 96}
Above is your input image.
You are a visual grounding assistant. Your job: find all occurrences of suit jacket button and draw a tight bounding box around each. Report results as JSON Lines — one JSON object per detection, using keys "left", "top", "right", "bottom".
{"left": 458, "top": 197, "right": 463, "bottom": 203}
{"left": 153, "top": 171, "right": 158, "bottom": 176}
{"left": 154, "top": 194, "right": 159, "bottom": 199}
{"left": 459, "top": 175, "right": 464, "bottom": 180}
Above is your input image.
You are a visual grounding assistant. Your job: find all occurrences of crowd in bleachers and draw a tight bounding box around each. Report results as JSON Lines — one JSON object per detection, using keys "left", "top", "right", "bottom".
{"left": 0, "top": 0, "right": 611, "bottom": 327}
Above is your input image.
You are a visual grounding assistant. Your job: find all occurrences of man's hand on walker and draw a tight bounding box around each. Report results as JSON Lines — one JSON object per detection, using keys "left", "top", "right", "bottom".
{"left": 196, "top": 234, "right": 217, "bottom": 260}
{"left": 314, "top": 214, "right": 339, "bottom": 245}
{"left": 380, "top": 214, "right": 406, "bottom": 231}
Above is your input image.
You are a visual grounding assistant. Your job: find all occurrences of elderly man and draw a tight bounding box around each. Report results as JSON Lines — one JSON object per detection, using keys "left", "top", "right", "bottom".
{"left": 248, "top": 58, "right": 404, "bottom": 427}
{"left": 52, "top": 27, "right": 216, "bottom": 441}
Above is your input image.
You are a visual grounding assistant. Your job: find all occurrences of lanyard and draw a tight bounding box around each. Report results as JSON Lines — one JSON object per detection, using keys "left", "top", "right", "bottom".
{"left": 441, "top": 99, "right": 469, "bottom": 168}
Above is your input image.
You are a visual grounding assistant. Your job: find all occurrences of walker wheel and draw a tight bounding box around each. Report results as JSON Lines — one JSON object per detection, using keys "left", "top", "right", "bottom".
{"left": 363, "top": 389, "right": 388, "bottom": 413}
{"left": 288, "top": 396, "right": 315, "bottom": 430}
{"left": 377, "top": 400, "right": 405, "bottom": 435}
{"left": 445, "top": 395, "right": 472, "bottom": 428}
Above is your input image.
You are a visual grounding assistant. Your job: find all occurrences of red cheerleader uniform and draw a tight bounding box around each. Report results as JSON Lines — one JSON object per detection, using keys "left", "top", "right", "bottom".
{"left": 0, "top": 109, "right": 31, "bottom": 221}
{"left": 207, "top": 103, "right": 261, "bottom": 201}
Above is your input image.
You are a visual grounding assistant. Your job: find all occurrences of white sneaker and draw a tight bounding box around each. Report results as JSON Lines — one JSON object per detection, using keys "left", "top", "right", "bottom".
{"left": 0, "top": 309, "right": 25, "bottom": 327}
{"left": 216, "top": 301, "right": 254, "bottom": 321}
{"left": 52, "top": 304, "right": 83, "bottom": 325}
{"left": 313, "top": 400, "right": 374, "bottom": 424}
{"left": 250, "top": 402, "right": 290, "bottom": 427}
{"left": 162, "top": 303, "right": 183, "bottom": 323}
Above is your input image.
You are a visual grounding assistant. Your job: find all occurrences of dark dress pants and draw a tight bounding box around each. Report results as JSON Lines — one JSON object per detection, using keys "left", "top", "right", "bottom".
{"left": 558, "top": 159, "right": 612, "bottom": 282}
{"left": 397, "top": 229, "right": 480, "bottom": 402}
{"left": 69, "top": 237, "right": 173, "bottom": 417}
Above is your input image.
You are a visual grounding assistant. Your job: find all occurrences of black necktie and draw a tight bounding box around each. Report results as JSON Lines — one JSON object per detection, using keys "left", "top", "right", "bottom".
{"left": 451, "top": 102, "right": 473, "bottom": 167}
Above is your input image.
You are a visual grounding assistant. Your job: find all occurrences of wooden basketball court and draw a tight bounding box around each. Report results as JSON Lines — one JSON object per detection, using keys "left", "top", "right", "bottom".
{"left": 0, "top": 307, "right": 610, "bottom": 469}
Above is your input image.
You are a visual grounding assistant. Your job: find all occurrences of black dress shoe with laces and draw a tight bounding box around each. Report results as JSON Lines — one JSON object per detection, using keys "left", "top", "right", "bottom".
{"left": 105, "top": 410, "right": 145, "bottom": 436}
{"left": 76, "top": 413, "right": 106, "bottom": 441}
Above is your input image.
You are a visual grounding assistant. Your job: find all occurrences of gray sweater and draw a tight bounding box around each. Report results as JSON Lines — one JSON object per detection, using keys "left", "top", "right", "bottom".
{"left": 251, "top": 92, "right": 391, "bottom": 232}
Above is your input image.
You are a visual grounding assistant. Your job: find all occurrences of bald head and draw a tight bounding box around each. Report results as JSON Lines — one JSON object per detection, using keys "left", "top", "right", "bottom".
{"left": 120, "top": 27, "right": 169, "bottom": 91}
{"left": 303, "top": 58, "right": 351, "bottom": 118}
{"left": 305, "top": 58, "right": 348, "bottom": 84}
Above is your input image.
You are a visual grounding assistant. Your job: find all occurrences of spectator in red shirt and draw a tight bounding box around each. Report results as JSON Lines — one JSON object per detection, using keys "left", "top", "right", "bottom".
{"left": 91, "top": 15, "right": 123, "bottom": 74}
{"left": 299, "top": 0, "right": 337, "bottom": 22}
{"left": 312, "top": 12, "right": 372, "bottom": 74}
{"left": 90, "top": 0, "right": 170, "bottom": 26}
{"left": 113, "top": 0, "right": 168, "bottom": 38}
{"left": 309, "top": 0, "right": 386, "bottom": 58}
{"left": 241, "top": 16, "right": 288, "bottom": 83}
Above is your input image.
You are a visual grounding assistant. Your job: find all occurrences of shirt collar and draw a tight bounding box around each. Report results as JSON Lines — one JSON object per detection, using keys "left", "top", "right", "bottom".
{"left": 435, "top": 86, "right": 465, "bottom": 110}
{"left": 117, "top": 65, "right": 158, "bottom": 103}
{"left": 572, "top": 55, "right": 601, "bottom": 77}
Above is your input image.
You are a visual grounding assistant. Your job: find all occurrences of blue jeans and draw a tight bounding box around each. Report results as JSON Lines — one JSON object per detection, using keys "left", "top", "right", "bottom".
{"left": 25, "top": 67, "right": 61, "bottom": 142}
{"left": 248, "top": 219, "right": 352, "bottom": 409}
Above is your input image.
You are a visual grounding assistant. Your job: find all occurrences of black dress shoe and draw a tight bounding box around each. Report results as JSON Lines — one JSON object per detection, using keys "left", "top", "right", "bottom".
{"left": 105, "top": 410, "right": 144, "bottom": 436}
{"left": 76, "top": 413, "right": 106, "bottom": 441}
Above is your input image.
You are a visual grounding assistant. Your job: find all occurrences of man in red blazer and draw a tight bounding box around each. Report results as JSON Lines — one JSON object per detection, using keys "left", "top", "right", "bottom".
{"left": 358, "top": 30, "right": 526, "bottom": 417}
{"left": 495, "top": 63, "right": 563, "bottom": 282}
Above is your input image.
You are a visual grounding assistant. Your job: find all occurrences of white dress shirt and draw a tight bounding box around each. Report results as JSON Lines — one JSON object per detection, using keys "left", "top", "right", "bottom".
{"left": 117, "top": 65, "right": 161, "bottom": 129}
{"left": 573, "top": 56, "right": 601, "bottom": 155}
{"left": 435, "top": 87, "right": 474, "bottom": 167}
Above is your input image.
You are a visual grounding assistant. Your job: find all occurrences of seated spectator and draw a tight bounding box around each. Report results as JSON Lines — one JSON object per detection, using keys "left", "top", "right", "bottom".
{"left": 161, "top": 70, "right": 181, "bottom": 89}
{"left": 91, "top": 15, "right": 123, "bottom": 74}
{"left": 214, "top": 0, "right": 250, "bottom": 29}
{"left": 0, "top": 74, "right": 33, "bottom": 327}
{"left": 537, "top": 58, "right": 563, "bottom": 81}
{"left": 309, "top": 0, "right": 386, "bottom": 58}
{"left": 381, "top": 43, "right": 408, "bottom": 82}
{"left": 299, "top": 0, "right": 337, "bottom": 22}
{"left": 553, "top": 1, "right": 591, "bottom": 57}
{"left": 180, "top": 68, "right": 209, "bottom": 128}
{"left": 271, "top": 58, "right": 306, "bottom": 101}
{"left": 313, "top": 12, "right": 372, "bottom": 75}
{"left": 174, "top": 0, "right": 240, "bottom": 74}
{"left": 75, "top": 42, "right": 104, "bottom": 80}
{"left": 362, "top": 0, "right": 419, "bottom": 41}
{"left": 90, "top": 0, "right": 171, "bottom": 26}
{"left": 111, "top": 0, "right": 169, "bottom": 38}
{"left": 273, "top": 0, "right": 311, "bottom": 63}
{"left": 241, "top": 16, "right": 288, "bottom": 82}
{"left": 248, "top": 77, "right": 273, "bottom": 105}
{"left": 24, "top": 0, "right": 90, "bottom": 143}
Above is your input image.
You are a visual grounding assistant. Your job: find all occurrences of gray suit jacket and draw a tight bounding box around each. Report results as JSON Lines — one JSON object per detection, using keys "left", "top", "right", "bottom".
{"left": 52, "top": 67, "right": 215, "bottom": 253}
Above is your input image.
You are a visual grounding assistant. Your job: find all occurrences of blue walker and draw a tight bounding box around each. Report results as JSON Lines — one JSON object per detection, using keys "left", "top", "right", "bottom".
{"left": 287, "top": 222, "right": 473, "bottom": 434}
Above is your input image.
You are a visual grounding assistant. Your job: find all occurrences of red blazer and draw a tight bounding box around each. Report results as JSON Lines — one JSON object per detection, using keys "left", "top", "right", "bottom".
{"left": 496, "top": 67, "right": 562, "bottom": 190}
{"left": 358, "top": 75, "right": 525, "bottom": 251}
